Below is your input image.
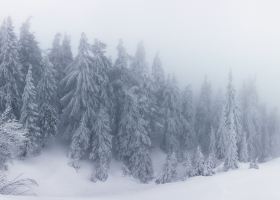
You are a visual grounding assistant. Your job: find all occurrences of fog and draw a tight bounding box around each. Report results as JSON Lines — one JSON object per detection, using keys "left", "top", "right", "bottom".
{"left": 0, "top": 0, "right": 279, "bottom": 106}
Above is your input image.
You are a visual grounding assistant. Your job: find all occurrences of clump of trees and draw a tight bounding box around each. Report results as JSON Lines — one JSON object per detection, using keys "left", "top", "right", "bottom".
{"left": 0, "top": 17, "right": 279, "bottom": 187}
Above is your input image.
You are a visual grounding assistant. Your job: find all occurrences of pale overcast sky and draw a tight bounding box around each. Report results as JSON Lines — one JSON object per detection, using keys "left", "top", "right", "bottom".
{"left": 0, "top": 0, "right": 280, "bottom": 106}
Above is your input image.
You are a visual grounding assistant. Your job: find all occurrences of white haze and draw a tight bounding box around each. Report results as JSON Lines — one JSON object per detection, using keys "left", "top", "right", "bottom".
{"left": 0, "top": 0, "right": 279, "bottom": 106}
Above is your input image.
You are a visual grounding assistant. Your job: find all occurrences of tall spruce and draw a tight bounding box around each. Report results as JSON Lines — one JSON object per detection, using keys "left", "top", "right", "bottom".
{"left": 20, "top": 66, "right": 41, "bottom": 155}
{"left": 49, "top": 33, "right": 63, "bottom": 81}
{"left": 240, "top": 80, "right": 260, "bottom": 163}
{"left": 68, "top": 114, "right": 90, "bottom": 170}
{"left": 181, "top": 86, "right": 195, "bottom": 151}
{"left": 61, "top": 35, "right": 73, "bottom": 74}
{"left": 61, "top": 33, "right": 96, "bottom": 141}
{"left": 37, "top": 55, "right": 58, "bottom": 146}
{"left": 131, "top": 41, "right": 148, "bottom": 83}
{"left": 0, "top": 17, "right": 23, "bottom": 118}
{"left": 111, "top": 40, "right": 130, "bottom": 138}
{"left": 90, "top": 108, "right": 112, "bottom": 182}
{"left": 156, "top": 152, "right": 178, "bottom": 184}
{"left": 220, "top": 72, "right": 239, "bottom": 171}
{"left": 18, "top": 19, "right": 42, "bottom": 84}
{"left": 116, "top": 87, "right": 153, "bottom": 183}
{"left": 89, "top": 39, "right": 113, "bottom": 182}
{"left": 150, "top": 53, "right": 165, "bottom": 146}
{"left": 59, "top": 35, "right": 73, "bottom": 105}
{"left": 195, "top": 78, "right": 212, "bottom": 155}
{"left": 161, "top": 77, "right": 182, "bottom": 154}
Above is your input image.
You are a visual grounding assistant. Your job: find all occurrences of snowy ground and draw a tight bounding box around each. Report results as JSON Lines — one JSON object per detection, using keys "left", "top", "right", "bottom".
{"left": 1, "top": 146, "right": 280, "bottom": 200}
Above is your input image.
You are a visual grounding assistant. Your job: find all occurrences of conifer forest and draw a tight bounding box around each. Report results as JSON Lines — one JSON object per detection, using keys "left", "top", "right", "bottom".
{"left": 0, "top": 1, "right": 280, "bottom": 199}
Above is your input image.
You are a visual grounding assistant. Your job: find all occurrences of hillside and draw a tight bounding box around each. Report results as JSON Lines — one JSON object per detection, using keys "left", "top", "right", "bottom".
{"left": 1, "top": 146, "right": 279, "bottom": 200}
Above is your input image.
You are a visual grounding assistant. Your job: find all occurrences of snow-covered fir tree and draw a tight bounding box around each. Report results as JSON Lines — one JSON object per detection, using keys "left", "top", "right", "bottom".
{"left": 68, "top": 114, "right": 90, "bottom": 170}
{"left": 49, "top": 33, "right": 63, "bottom": 82}
{"left": 156, "top": 152, "right": 178, "bottom": 184}
{"left": 203, "top": 152, "right": 216, "bottom": 176}
{"left": 37, "top": 55, "right": 58, "bottom": 146}
{"left": 61, "top": 33, "right": 96, "bottom": 141}
{"left": 0, "top": 17, "right": 23, "bottom": 118}
{"left": 90, "top": 108, "right": 112, "bottom": 182}
{"left": 209, "top": 90, "right": 225, "bottom": 159}
{"left": 63, "top": 35, "right": 113, "bottom": 178}
{"left": 239, "top": 130, "right": 249, "bottom": 162}
{"left": 91, "top": 39, "right": 113, "bottom": 118}
{"left": 161, "top": 76, "right": 182, "bottom": 154}
{"left": 195, "top": 78, "right": 212, "bottom": 155}
{"left": 266, "top": 108, "right": 280, "bottom": 157}
{"left": 181, "top": 86, "right": 195, "bottom": 151}
{"left": 116, "top": 87, "right": 153, "bottom": 183}
{"left": 61, "top": 34, "right": 73, "bottom": 74}
{"left": 193, "top": 146, "right": 205, "bottom": 176}
{"left": 208, "top": 127, "right": 218, "bottom": 168}
{"left": 18, "top": 18, "right": 42, "bottom": 84}
{"left": 221, "top": 72, "right": 239, "bottom": 171}
{"left": 59, "top": 34, "right": 73, "bottom": 107}
{"left": 49, "top": 33, "right": 63, "bottom": 113}
{"left": 150, "top": 53, "right": 165, "bottom": 146}
{"left": 20, "top": 66, "right": 41, "bottom": 156}
{"left": 0, "top": 118, "right": 27, "bottom": 170}
{"left": 130, "top": 41, "right": 148, "bottom": 83}
{"left": 239, "top": 80, "right": 260, "bottom": 163}
{"left": 182, "top": 152, "right": 194, "bottom": 180}
{"left": 111, "top": 40, "right": 130, "bottom": 138}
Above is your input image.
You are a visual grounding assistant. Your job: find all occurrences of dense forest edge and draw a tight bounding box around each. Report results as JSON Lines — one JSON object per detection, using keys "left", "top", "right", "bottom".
{"left": 0, "top": 16, "right": 279, "bottom": 194}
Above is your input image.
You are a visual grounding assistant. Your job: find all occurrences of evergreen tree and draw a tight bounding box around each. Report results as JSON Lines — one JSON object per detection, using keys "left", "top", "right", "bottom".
{"left": 37, "top": 55, "right": 58, "bottom": 146}
{"left": 0, "top": 119, "right": 27, "bottom": 170}
{"left": 116, "top": 87, "right": 153, "bottom": 183}
{"left": 212, "top": 90, "right": 224, "bottom": 134}
{"left": 239, "top": 130, "right": 249, "bottom": 162}
{"left": 151, "top": 53, "right": 165, "bottom": 86}
{"left": 61, "top": 33, "right": 96, "bottom": 141}
{"left": 209, "top": 127, "right": 216, "bottom": 156}
{"left": 195, "top": 78, "right": 212, "bottom": 155}
{"left": 240, "top": 80, "right": 260, "bottom": 163}
{"left": 18, "top": 18, "right": 42, "bottom": 84}
{"left": 221, "top": 72, "right": 239, "bottom": 171}
{"left": 0, "top": 17, "right": 23, "bottom": 118}
{"left": 182, "top": 152, "right": 194, "bottom": 180}
{"left": 193, "top": 146, "right": 205, "bottom": 176}
{"left": 150, "top": 53, "right": 165, "bottom": 146}
{"left": 49, "top": 33, "right": 63, "bottom": 82}
{"left": 156, "top": 152, "right": 178, "bottom": 184}
{"left": 61, "top": 34, "right": 73, "bottom": 74}
{"left": 161, "top": 77, "right": 182, "bottom": 154}
{"left": 91, "top": 39, "right": 112, "bottom": 114}
{"left": 20, "top": 66, "right": 41, "bottom": 155}
{"left": 208, "top": 127, "right": 219, "bottom": 168}
{"left": 267, "top": 108, "right": 280, "bottom": 157}
{"left": 131, "top": 41, "right": 148, "bottom": 83}
{"left": 90, "top": 108, "right": 112, "bottom": 182}
{"left": 181, "top": 86, "right": 195, "bottom": 151}
{"left": 59, "top": 34, "right": 73, "bottom": 106}
{"left": 202, "top": 153, "right": 216, "bottom": 176}
{"left": 49, "top": 33, "right": 63, "bottom": 113}
{"left": 68, "top": 115, "right": 90, "bottom": 170}
{"left": 211, "top": 90, "right": 224, "bottom": 159}
{"left": 111, "top": 40, "right": 130, "bottom": 138}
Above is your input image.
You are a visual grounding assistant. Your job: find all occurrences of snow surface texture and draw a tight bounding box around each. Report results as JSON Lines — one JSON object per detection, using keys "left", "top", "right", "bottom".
{"left": 2, "top": 146, "right": 280, "bottom": 200}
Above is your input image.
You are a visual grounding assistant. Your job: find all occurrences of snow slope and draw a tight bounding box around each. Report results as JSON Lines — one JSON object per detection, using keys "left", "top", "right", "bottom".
{"left": 1, "top": 146, "right": 280, "bottom": 200}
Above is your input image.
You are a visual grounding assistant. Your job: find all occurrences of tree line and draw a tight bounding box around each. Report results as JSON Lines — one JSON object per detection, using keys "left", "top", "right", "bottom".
{"left": 0, "top": 17, "right": 279, "bottom": 184}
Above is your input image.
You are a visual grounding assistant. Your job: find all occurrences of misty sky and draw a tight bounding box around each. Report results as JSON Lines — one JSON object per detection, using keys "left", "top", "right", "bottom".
{"left": 0, "top": 0, "right": 279, "bottom": 107}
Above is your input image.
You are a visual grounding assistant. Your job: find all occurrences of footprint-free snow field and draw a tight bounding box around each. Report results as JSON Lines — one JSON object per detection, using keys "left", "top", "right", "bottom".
{"left": 1, "top": 146, "right": 280, "bottom": 200}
